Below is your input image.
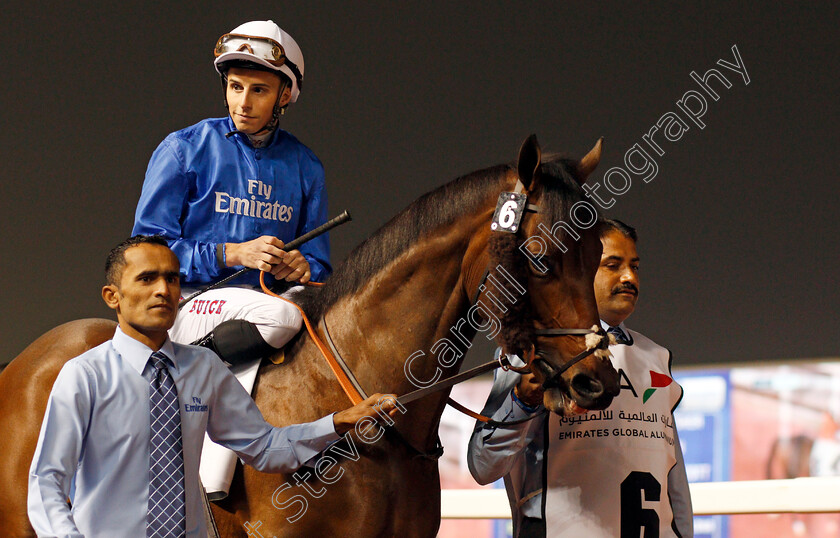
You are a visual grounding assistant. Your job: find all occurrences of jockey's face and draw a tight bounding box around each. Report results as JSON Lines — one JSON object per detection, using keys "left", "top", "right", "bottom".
{"left": 226, "top": 67, "right": 291, "bottom": 134}
{"left": 102, "top": 243, "right": 180, "bottom": 350}
{"left": 593, "top": 231, "right": 640, "bottom": 327}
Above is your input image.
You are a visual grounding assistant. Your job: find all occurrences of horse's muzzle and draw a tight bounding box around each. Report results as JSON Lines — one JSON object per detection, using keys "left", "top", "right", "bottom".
{"left": 536, "top": 357, "right": 620, "bottom": 414}
{"left": 569, "top": 369, "right": 620, "bottom": 409}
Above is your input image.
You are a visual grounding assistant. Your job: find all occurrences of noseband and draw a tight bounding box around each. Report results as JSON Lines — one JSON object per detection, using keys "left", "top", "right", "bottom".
{"left": 531, "top": 327, "right": 610, "bottom": 389}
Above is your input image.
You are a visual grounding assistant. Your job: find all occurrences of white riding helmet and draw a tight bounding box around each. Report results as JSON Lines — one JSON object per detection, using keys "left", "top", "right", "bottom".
{"left": 213, "top": 20, "right": 304, "bottom": 103}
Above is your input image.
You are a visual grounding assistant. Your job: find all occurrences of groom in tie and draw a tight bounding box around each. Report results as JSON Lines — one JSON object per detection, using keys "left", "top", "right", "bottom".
{"left": 28, "top": 235, "right": 399, "bottom": 537}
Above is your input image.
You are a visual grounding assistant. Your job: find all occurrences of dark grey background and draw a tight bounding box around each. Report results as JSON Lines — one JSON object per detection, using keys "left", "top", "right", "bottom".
{"left": 2, "top": 3, "right": 837, "bottom": 366}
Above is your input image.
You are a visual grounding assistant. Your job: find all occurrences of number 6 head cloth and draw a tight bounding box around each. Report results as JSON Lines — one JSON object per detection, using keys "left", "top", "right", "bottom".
{"left": 491, "top": 192, "right": 528, "bottom": 233}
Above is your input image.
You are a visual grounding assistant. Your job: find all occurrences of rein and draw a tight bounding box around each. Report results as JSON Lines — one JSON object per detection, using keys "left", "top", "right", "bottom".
{"left": 435, "top": 179, "right": 608, "bottom": 423}
{"left": 179, "top": 210, "right": 351, "bottom": 309}
{"left": 256, "top": 179, "right": 609, "bottom": 441}
{"left": 259, "top": 279, "right": 444, "bottom": 459}
{"left": 259, "top": 272, "right": 365, "bottom": 404}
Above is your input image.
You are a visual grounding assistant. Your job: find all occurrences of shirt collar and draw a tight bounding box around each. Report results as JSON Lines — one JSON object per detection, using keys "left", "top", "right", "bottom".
{"left": 112, "top": 326, "right": 179, "bottom": 375}
{"left": 600, "top": 319, "right": 629, "bottom": 340}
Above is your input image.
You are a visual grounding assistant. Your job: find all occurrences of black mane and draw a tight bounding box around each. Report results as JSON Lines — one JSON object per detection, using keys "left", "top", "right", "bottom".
{"left": 295, "top": 154, "right": 589, "bottom": 321}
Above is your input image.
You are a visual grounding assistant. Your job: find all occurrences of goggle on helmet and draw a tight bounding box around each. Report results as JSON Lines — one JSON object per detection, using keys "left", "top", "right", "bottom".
{"left": 213, "top": 21, "right": 304, "bottom": 103}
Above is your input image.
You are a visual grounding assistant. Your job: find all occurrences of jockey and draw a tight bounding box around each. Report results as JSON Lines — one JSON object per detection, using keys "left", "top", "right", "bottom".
{"left": 132, "top": 20, "right": 329, "bottom": 498}
{"left": 133, "top": 20, "right": 328, "bottom": 361}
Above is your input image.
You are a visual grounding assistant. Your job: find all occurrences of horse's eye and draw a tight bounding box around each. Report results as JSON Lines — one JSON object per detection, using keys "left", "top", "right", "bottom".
{"left": 528, "top": 259, "right": 551, "bottom": 279}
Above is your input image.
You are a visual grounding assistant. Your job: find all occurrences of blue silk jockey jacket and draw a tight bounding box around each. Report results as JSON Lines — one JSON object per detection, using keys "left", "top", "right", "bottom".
{"left": 133, "top": 117, "right": 331, "bottom": 288}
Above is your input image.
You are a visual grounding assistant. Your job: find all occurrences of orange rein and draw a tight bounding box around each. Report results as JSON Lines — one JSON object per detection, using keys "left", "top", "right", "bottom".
{"left": 259, "top": 272, "right": 364, "bottom": 405}
{"left": 257, "top": 275, "right": 538, "bottom": 425}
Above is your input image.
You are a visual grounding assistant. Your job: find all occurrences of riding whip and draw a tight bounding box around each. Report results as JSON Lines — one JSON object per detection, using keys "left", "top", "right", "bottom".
{"left": 179, "top": 210, "right": 351, "bottom": 308}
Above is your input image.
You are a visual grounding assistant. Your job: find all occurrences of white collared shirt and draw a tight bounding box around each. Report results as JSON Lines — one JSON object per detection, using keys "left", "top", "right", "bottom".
{"left": 600, "top": 319, "right": 631, "bottom": 344}
{"left": 28, "top": 327, "right": 339, "bottom": 537}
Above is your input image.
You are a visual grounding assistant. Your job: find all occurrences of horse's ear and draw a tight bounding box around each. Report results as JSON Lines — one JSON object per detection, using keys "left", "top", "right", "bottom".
{"left": 517, "top": 134, "right": 542, "bottom": 189}
{"left": 573, "top": 137, "right": 604, "bottom": 184}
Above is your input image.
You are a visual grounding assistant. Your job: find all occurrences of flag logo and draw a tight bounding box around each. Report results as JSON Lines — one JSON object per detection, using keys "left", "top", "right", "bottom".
{"left": 642, "top": 371, "right": 672, "bottom": 403}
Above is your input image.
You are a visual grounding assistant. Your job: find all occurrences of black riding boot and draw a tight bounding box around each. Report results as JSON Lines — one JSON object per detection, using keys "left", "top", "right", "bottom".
{"left": 192, "top": 319, "right": 276, "bottom": 366}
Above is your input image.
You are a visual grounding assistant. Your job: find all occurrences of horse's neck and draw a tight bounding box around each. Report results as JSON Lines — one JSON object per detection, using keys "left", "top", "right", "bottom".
{"left": 322, "top": 215, "right": 490, "bottom": 448}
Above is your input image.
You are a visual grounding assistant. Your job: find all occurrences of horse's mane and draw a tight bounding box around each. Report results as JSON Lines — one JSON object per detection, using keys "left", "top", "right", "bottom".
{"left": 296, "top": 153, "right": 588, "bottom": 322}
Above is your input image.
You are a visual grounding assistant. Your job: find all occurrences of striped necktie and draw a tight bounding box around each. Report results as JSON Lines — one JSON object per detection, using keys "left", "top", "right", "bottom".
{"left": 147, "top": 351, "right": 186, "bottom": 537}
{"left": 608, "top": 326, "right": 631, "bottom": 345}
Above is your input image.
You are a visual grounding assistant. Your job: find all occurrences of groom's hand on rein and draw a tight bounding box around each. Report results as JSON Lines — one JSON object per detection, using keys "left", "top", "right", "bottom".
{"left": 515, "top": 373, "right": 545, "bottom": 409}
{"left": 333, "top": 393, "right": 401, "bottom": 435}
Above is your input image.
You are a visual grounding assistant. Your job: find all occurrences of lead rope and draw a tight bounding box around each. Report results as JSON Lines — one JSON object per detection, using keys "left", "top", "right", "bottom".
{"left": 447, "top": 397, "right": 547, "bottom": 427}
{"left": 261, "top": 274, "right": 448, "bottom": 459}
{"left": 259, "top": 272, "right": 364, "bottom": 405}
{"left": 258, "top": 269, "right": 533, "bottom": 427}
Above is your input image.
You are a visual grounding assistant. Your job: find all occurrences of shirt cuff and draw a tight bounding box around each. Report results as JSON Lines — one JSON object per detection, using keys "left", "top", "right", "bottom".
{"left": 511, "top": 388, "right": 542, "bottom": 415}
{"left": 300, "top": 414, "right": 343, "bottom": 467}
{"left": 316, "top": 413, "right": 342, "bottom": 443}
{"left": 215, "top": 243, "right": 226, "bottom": 269}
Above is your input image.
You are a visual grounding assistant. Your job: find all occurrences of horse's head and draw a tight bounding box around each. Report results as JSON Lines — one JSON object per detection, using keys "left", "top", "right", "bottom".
{"left": 484, "top": 135, "right": 620, "bottom": 415}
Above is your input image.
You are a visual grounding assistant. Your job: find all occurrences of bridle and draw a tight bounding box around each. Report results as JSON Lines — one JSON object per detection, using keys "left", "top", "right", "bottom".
{"left": 466, "top": 265, "right": 609, "bottom": 392}
{"left": 470, "top": 177, "right": 609, "bottom": 391}
{"left": 307, "top": 174, "right": 611, "bottom": 456}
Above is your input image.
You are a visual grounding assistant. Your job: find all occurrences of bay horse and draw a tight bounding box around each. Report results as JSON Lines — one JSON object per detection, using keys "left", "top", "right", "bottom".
{"left": 0, "top": 135, "right": 619, "bottom": 537}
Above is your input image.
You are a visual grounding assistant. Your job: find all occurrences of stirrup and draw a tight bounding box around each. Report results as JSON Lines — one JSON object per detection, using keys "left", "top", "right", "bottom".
{"left": 269, "top": 349, "right": 285, "bottom": 365}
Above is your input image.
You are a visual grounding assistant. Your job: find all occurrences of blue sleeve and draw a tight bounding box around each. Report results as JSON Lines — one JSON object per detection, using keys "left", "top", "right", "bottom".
{"left": 28, "top": 362, "right": 92, "bottom": 537}
{"left": 205, "top": 360, "right": 340, "bottom": 472}
{"left": 133, "top": 139, "right": 221, "bottom": 283}
{"left": 466, "top": 363, "right": 545, "bottom": 485}
{"left": 296, "top": 155, "right": 331, "bottom": 282}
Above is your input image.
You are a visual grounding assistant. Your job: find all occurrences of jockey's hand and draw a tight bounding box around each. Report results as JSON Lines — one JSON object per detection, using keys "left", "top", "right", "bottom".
{"left": 333, "top": 393, "right": 402, "bottom": 435}
{"left": 514, "top": 373, "right": 544, "bottom": 409}
{"left": 225, "top": 236, "right": 286, "bottom": 272}
{"left": 269, "top": 249, "right": 311, "bottom": 284}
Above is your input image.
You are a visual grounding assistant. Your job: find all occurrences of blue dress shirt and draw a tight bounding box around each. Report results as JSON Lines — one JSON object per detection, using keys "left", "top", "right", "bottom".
{"left": 28, "top": 327, "right": 339, "bottom": 537}
{"left": 466, "top": 349, "right": 546, "bottom": 521}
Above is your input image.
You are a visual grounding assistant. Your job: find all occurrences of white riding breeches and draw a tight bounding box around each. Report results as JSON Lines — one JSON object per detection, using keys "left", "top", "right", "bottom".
{"left": 170, "top": 286, "right": 303, "bottom": 348}
{"left": 170, "top": 286, "right": 303, "bottom": 497}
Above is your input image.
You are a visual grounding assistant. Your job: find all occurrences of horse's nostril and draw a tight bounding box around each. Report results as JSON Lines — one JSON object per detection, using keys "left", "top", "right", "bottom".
{"left": 571, "top": 374, "right": 604, "bottom": 399}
